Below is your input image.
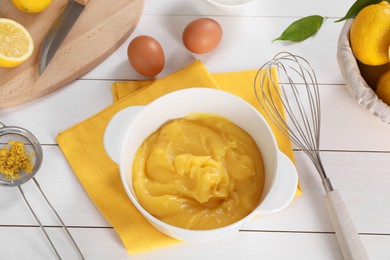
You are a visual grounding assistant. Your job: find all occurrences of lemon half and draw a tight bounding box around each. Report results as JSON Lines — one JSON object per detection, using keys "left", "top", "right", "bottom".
{"left": 0, "top": 18, "right": 34, "bottom": 68}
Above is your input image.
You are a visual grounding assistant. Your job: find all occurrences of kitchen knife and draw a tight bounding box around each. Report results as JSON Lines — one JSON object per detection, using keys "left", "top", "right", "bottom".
{"left": 38, "top": 0, "right": 89, "bottom": 75}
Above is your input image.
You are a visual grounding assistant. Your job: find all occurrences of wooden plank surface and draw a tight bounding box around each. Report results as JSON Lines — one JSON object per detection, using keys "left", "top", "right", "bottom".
{"left": 1, "top": 0, "right": 390, "bottom": 259}
{"left": 82, "top": 15, "right": 347, "bottom": 83}
{"left": 0, "top": 227, "right": 389, "bottom": 259}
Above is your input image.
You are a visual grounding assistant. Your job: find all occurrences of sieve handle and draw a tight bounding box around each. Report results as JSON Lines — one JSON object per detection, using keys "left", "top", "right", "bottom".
{"left": 33, "top": 178, "right": 85, "bottom": 260}
{"left": 324, "top": 191, "right": 369, "bottom": 260}
{"left": 18, "top": 186, "right": 62, "bottom": 260}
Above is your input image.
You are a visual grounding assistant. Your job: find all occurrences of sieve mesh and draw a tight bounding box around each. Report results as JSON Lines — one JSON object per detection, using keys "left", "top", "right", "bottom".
{"left": 0, "top": 127, "right": 43, "bottom": 187}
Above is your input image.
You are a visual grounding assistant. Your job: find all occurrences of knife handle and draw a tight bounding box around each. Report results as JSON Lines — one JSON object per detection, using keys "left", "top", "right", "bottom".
{"left": 74, "top": 0, "right": 89, "bottom": 6}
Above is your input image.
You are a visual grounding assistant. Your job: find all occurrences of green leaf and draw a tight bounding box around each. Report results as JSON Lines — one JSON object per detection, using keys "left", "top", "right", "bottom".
{"left": 335, "top": 0, "right": 384, "bottom": 22}
{"left": 273, "top": 15, "right": 325, "bottom": 42}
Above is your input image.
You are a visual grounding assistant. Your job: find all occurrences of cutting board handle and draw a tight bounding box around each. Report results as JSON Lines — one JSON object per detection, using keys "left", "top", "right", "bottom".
{"left": 74, "top": 0, "right": 89, "bottom": 6}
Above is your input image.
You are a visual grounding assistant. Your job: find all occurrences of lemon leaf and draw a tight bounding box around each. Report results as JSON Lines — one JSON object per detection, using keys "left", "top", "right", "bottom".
{"left": 273, "top": 15, "right": 324, "bottom": 42}
{"left": 335, "top": 0, "right": 385, "bottom": 22}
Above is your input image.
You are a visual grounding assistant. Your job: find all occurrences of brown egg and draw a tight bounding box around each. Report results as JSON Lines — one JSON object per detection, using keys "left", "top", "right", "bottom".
{"left": 127, "top": 35, "right": 165, "bottom": 77}
{"left": 182, "top": 18, "right": 223, "bottom": 54}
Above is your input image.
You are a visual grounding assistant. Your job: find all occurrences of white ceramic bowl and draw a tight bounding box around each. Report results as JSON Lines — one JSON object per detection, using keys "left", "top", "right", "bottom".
{"left": 205, "top": 0, "right": 255, "bottom": 14}
{"left": 104, "top": 88, "right": 298, "bottom": 242}
{"left": 337, "top": 19, "right": 390, "bottom": 124}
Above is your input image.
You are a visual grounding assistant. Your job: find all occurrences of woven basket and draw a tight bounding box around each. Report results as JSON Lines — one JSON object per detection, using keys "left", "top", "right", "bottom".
{"left": 337, "top": 19, "right": 390, "bottom": 124}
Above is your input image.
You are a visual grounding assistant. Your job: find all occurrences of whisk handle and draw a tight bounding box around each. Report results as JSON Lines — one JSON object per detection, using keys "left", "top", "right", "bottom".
{"left": 324, "top": 191, "right": 369, "bottom": 260}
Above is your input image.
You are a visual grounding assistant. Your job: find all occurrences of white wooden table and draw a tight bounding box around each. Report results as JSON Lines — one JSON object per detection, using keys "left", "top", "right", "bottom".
{"left": 1, "top": 0, "right": 390, "bottom": 259}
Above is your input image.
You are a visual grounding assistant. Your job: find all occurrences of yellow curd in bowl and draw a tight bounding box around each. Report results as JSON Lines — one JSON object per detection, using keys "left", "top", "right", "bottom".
{"left": 132, "top": 113, "right": 264, "bottom": 230}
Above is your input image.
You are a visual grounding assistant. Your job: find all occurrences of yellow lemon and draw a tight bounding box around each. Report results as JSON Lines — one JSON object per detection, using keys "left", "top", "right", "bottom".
{"left": 376, "top": 69, "right": 390, "bottom": 106}
{"left": 350, "top": 1, "right": 390, "bottom": 66}
{"left": 11, "top": 0, "right": 52, "bottom": 13}
{"left": 0, "top": 18, "right": 34, "bottom": 68}
{"left": 358, "top": 61, "right": 390, "bottom": 90}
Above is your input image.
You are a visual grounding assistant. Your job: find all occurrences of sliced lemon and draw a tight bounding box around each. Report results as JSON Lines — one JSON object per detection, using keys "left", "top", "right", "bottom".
{"left": 0, "top": 18, "right": 34, "bottom": 68}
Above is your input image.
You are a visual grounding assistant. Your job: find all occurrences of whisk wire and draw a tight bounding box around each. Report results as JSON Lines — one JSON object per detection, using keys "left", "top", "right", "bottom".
{"left": 283, "top": 58, "right": 319, "bottom": 151}
{"left": 257, "top": 58, "right": 312, "bottom": 152}
{"left": 255, "top": 65, "right": 294, "bottom": 143}
{"left": 254, "top": 52, "right": 328, "bottom": 181}
{"left": 300, "top": 59, "right": 321, "bottom": 149}
{"left": 279, "top": 63, "right": 316, "bottom": 151}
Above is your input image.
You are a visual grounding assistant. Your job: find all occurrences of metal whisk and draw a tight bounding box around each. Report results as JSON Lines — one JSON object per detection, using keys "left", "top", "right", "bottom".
{"left": 254, "top": 52, "right": 369, "bottom": 260}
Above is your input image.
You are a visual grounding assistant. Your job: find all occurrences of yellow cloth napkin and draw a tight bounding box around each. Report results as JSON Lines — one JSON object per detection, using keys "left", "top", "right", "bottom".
{"left": 56, "top": 60, "right": 301, "bottom": 255}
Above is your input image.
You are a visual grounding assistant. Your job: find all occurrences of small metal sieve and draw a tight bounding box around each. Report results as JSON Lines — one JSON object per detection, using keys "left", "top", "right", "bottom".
{"left": 0, "top": 121, "right": 84, "bottom": 260}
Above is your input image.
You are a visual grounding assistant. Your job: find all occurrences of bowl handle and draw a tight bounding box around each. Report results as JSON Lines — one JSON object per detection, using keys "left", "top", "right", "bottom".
{"left": 256, "top": 151, "right": 298, "bottom": 214}
{"left": 103, "top": 106, "right": 144, "bottom": 164}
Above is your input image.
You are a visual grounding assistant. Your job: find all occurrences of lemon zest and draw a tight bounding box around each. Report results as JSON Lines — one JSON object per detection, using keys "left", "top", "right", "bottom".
{"left": 0, "top": 141, "right": 34, "bottom": 179}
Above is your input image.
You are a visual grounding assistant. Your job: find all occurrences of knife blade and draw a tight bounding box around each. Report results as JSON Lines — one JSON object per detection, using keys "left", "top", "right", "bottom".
{"left": 38, "top": 0, "right": 89, "bottom": 75}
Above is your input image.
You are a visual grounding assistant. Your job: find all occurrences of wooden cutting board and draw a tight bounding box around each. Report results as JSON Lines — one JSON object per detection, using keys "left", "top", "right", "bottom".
{"left": 0, "top": 0, "right": 144, "bottom": 109}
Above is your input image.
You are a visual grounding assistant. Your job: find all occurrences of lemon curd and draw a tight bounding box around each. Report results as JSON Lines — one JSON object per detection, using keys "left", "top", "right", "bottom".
{"left": 132, "top": 113, "right": 264, "bottom": 230}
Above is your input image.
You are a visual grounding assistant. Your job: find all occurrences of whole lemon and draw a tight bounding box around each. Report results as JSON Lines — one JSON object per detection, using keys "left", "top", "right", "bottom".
{"left": 358, "top": 61, "right": 390, "bottom": 90}
{"left": 350, "top": 1, "right": 390, "bottom": 66}
{"left": 11, "top": 0, "right": 52, "bottom": 13}
{"left": 376, "top": 69, "right": 390, "bottom": 106}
